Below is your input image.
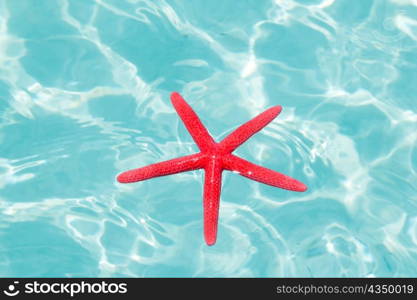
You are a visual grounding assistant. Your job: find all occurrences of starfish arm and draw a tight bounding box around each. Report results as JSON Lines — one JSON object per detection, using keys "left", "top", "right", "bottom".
{"left": 117, "top": 153, "right": 204, "bottom": 183}
{"left": 223, "top": 155, "right": 307, "bottom": 192}
{"left": 203, "top": 159, "right": 223, "bottom": 246}
{"left": 219, "top": 106, "right": 282, "bottom": 153}
{"left": 171, "top": 92, "right": 216, "bottom": 152}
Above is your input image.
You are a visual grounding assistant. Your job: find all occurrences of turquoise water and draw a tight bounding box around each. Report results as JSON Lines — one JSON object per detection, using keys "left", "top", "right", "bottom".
{"left": 1, "top": 0, "right": 417, "bottom": 277}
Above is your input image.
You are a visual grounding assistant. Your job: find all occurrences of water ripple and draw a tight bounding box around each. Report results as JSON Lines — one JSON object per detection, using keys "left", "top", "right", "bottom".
{"left": 0, "top": 0, "right": 417, "bottom": 277}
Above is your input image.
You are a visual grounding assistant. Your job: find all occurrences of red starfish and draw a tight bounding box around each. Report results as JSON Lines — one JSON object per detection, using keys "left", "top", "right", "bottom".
{"left": 117, "top": 92, "right": 307, "bottom": 245}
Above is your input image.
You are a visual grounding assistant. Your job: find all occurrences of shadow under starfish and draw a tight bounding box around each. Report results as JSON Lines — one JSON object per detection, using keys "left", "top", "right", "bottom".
{"left": 117, "top": 92, "right": 307, "bottom": 246}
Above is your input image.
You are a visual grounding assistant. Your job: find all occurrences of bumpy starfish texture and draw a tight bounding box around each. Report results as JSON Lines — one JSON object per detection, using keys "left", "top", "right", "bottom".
{"left": 117, "top": 92, "right": 307, "bottom": 246}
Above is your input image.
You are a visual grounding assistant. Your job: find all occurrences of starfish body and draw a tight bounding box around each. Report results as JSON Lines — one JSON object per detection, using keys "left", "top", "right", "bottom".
{"left": 117, "top": 92, "right": 307, "bottom": 245}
